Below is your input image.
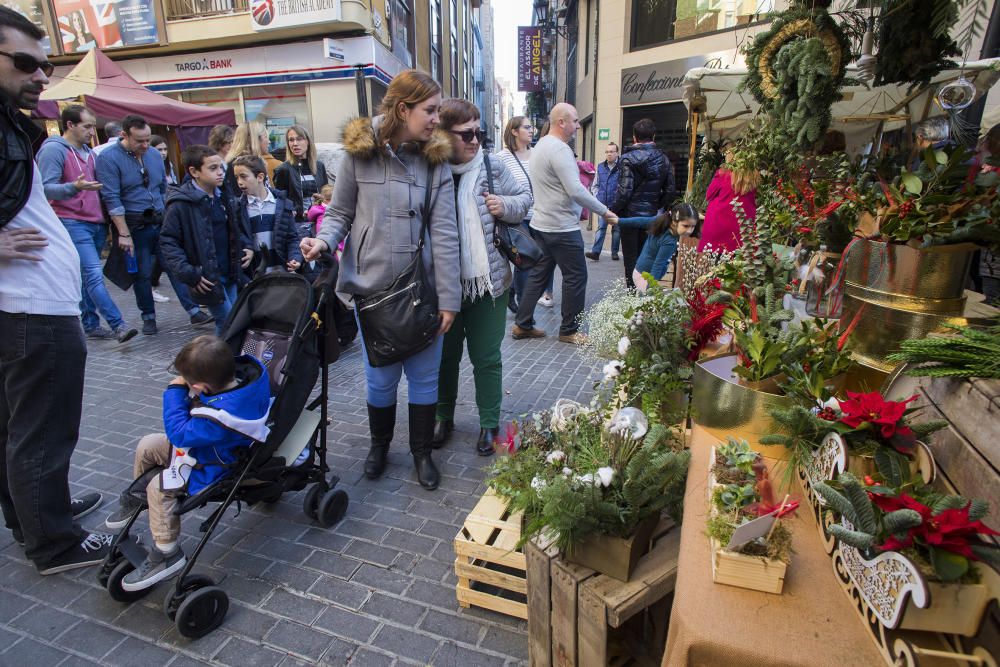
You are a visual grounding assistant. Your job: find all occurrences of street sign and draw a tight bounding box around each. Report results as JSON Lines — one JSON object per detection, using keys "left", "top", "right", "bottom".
{"left": 598, "top": 128, "right": 610, "bottom": 140}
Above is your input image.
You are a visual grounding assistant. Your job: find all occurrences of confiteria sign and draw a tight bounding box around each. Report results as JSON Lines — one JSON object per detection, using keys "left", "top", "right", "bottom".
{"left": 620, "top": 52, "right": 737, "bottom": 106}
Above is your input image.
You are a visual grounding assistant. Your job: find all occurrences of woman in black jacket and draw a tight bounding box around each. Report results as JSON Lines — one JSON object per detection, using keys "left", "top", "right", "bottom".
{"left": 273, "top": 124, "right": 329, "bottom": 230}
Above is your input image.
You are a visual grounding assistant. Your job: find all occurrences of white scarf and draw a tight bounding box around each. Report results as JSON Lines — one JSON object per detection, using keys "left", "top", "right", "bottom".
{"left": 451, "top": 157, "right": 492, "bottom": 300}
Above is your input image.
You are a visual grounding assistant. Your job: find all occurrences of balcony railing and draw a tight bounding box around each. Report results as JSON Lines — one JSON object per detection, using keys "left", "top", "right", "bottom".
{"left": 163, "top": 0, "right": 249, "bottom": 21}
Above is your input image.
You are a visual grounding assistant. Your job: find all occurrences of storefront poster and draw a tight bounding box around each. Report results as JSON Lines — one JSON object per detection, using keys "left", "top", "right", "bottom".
{"left": 250, "top": 0, "right": 342, "bottom": 32}
{"left": 265, "top": 117, "right": 295, "bottom": 152}
{"left": 3, "top": 0, "right": 52, "bottom": 53}
{"left": 517, "top": 26, "right": 542, "bottom": 92}
{"left": 52, "top": 0, "right": 159, "bottom": 54}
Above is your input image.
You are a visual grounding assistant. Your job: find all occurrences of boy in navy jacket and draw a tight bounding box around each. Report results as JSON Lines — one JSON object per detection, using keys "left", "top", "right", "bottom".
{"left": 105, "top": 335, "right": 271, "bottom": 591}
{"left": 232, "top": 154, "right": 303, "bottom": 278}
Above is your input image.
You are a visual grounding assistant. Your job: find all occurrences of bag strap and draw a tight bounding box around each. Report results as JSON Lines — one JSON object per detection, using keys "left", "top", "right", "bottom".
{"left": 417, "top": 162, "right": 434, "bottom": 250}
{"left": 483, "top": 150, "right": 495, "bottom": 195}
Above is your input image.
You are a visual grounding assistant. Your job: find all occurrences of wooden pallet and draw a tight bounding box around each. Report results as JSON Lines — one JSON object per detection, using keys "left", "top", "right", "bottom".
{"left": 526, "top": 519, "right": 680, "bottom": 667}
{"left": 454, "top": 488, "right": 527, "bottom": 620}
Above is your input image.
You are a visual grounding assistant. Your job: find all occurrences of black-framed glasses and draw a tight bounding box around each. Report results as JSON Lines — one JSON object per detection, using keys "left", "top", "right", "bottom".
{"left": 449, "top": 128, "right": 483, "bottom": 144}
{"left": 0, "top": 50, "right": 54, "bottom": 77}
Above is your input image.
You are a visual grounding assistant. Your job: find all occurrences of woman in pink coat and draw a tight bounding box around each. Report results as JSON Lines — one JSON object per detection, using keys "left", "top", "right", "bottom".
{"left": 698, "top": 151, "right": 759, "bottom": 252}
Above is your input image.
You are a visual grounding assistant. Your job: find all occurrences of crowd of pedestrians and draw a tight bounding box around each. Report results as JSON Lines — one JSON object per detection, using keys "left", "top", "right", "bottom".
{"left": 0, "top": 3, "right": 682, "bottom": 582}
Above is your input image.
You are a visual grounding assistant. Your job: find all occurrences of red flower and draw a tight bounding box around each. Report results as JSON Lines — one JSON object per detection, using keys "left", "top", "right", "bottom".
{"left": 796, "top": 226, "right": 813, "bottom": 234}
{"left": 837, "top": 391, "right": 916, "bottom": 439}
{"left": 871, "top": 494, "right": 1000, "bottom": 559}
{"left": 686, "top": 287, "right": 726, "bottom": 361}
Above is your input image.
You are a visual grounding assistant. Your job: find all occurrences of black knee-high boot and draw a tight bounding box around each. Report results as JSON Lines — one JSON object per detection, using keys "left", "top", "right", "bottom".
{"left": 365, "top": 403, "right": 396, "bottom": 479}
{"left": 408, "top": 403, "right": 440, "bottom": 490}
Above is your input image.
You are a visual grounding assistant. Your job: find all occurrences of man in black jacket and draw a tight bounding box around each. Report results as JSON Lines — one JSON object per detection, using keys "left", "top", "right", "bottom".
{"left": 0, "top": 6, "right": 111, "bottom": 574}
{"left": 611, "top": 118, "right": 677, "bottom": 288}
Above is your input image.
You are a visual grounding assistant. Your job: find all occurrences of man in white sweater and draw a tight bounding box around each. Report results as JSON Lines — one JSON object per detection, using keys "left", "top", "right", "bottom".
{"left": 512, "top": 103, "right": 618, "bottom": 345}
{"left": 0, "top": 7, "right": 111, "bottom": 575}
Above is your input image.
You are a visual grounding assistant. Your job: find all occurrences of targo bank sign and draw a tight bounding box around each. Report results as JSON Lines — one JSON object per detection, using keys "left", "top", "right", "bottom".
{"left": 620, "top": 52, "right": 737, "bottom": 105}
{"left": 174, "top": 58, "right": 234, "bottom": 73}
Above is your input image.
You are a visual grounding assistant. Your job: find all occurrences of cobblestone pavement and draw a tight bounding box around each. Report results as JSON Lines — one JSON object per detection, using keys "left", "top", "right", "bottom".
{"left": 0, "top": 230, "right": 626, "bottom": 667}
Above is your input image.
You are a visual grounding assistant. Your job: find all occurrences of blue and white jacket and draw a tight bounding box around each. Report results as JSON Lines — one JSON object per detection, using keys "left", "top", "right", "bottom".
{"left": 163, "top": 355, "right": 271, "bottom": 495}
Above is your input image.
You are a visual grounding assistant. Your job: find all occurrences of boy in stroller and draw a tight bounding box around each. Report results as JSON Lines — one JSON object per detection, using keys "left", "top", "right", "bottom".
{"left": 105, "top": 335, "right": 270, "bottom": 592}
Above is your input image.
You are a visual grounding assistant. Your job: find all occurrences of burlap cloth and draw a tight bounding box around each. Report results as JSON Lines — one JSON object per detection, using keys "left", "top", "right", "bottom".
{"left": 662, "top": 427, "right": 882, "bottom": 666}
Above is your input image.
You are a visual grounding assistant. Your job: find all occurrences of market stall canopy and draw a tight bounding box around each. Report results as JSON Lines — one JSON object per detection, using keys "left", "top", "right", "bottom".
{"left": 682, "top": 59, "right": 1000, "bottom": 138}
{"left": 38, "top": 49, "right": 235, "bottom": 127}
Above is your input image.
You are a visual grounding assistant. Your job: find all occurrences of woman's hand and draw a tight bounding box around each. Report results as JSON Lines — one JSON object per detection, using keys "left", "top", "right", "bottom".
{"left": 484, "top": 192, "right": 505, "bottom": 218}
{"left": 300, "top": 237, "right": 329, "bottom": 261}
{"left": 438, "top": 311, "right": 456, "bottom": 334}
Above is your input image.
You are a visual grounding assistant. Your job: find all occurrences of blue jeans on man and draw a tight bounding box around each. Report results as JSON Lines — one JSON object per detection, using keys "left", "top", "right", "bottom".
{"left": 591, "top": 216, "right": 621, "bottom": 257}
{"left": 205, "top": 277, "right": 237, "bottom": 337}
{"left": 131, "top": 223, "right": 200, "bottom": 322}
{"left": 62, "top": 220, "right": 127, "bottom": 333}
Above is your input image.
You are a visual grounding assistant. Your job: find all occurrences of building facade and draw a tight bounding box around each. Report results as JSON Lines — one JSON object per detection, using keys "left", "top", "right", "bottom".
{"left": 40, "top": 0, "right": 489, "bottom": 147}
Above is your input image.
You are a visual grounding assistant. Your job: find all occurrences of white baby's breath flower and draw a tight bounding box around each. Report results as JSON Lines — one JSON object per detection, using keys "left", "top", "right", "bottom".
{"left": 596, "top": 466, "right": 615, "bottom": 487}
{"left": 530, "top": 476, "right": 547, "bottom": 496}
{"left": 545, "top": 450, "right": 566, "bottom": 464}
{"left": 617, "top": 336, "right": 631, "bottom": 356}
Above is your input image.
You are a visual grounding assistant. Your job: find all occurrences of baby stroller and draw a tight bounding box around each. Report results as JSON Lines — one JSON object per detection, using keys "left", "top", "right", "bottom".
{"left": 97, "top": 256, "right": 347, "bottom": 639}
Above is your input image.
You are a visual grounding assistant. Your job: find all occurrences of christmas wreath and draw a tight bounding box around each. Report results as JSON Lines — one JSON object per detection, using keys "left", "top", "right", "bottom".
{"left": 741, "top": 6, "right": 850, "bottom": 150}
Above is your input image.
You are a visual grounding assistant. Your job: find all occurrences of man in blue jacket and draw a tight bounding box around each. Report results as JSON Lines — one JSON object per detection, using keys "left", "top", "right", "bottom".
{"left": 105, "top": 335, "right": 271, "bottom": 591}
{"left": 585, "top": 142, "right": 621, "bottom": 261}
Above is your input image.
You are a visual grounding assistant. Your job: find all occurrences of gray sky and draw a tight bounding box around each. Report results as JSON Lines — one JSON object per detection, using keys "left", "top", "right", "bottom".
{"left": 492, "top": 0, "right": 531, "bottom": 114}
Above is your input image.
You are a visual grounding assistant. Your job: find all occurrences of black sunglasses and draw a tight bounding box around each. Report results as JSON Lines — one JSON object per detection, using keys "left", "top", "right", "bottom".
{"left": 449, "top": 128, "right": 483, "bottom": 144}
{"left": 0, "top": 50, "right": 54, "bottom": 77}
{"left": 140, "top": 166, "right": 149, "bottom": 188}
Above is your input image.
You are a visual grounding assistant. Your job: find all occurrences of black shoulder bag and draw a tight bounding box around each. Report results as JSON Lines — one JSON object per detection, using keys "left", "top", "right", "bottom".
{"left": 484, "top": 152, "right": 542, "bottom": 270}
{"left": 354, "top": 163, "right": 440, "bottom": 367}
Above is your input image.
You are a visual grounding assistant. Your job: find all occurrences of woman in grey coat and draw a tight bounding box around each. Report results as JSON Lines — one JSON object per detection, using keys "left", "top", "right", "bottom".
{"left": 301, "top": 70, "right": 460, "bottom": 491}
{"left": 432, "top": 99, "right": 532, "bottom": 455}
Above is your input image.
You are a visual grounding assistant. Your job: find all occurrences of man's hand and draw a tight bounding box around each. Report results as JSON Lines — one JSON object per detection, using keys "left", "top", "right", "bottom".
{"left": 484, "top": 192, "right": 505, "bottom": 218}
{"left": 0, "top": 227, "right": 47, "bottom": 261}
{"left": 300, "top": 238, "right": 329, "bottom": 262}
{"left": 117, "top": 233, "right": 133, "bottom": 254}
{"left": 438, "top": 310, "right": 456, "bottom": 335}
{"left": 604, "top": 212, "right": 619, "bottom": 225}
{"left": 241, "top": 249, "right": 254, "bottom": 268}
{"left": 194, "top": 276, "right": 215, "bottom": 294}
{"left": 286, "top": 259, "right": 301, "bottom": 272}
{"left": 73, "top": 174, "right": 102, "bottom": 191}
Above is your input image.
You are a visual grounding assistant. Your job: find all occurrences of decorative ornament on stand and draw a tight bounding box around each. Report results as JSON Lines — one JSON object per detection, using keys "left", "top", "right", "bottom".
{"left": 935, "top": 75, "right": 977, "bottom": 111}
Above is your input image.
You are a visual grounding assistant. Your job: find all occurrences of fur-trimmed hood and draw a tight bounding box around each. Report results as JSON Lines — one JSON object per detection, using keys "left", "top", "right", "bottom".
{"left": 341, "top": 115, "right": 453, "bottom": 165}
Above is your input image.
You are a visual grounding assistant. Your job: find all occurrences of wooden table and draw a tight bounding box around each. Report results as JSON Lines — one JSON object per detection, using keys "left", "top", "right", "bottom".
{"left": 662, "top": 427, "right": 884, "bottom": 667}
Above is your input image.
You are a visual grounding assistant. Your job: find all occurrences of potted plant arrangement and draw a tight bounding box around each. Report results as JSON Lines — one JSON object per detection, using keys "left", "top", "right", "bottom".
{"left": 814, "top": 472, "right": 999, "bottom": 637}
{"left": 489, "top": 401, "right": 690, "bottom": 581}
{"left": 706, "top": 438, "right": 794, "bottom": 594}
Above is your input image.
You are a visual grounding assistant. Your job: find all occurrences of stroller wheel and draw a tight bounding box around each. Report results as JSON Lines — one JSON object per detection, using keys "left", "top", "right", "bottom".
{"left": 303, "top": 484, "right": 324, "bottom": 520}
{"left": 107, "top": 559, "right": 153, "bottom": 603}
{"left": 318, "top": 489, "right": 349, "bottom": 528}
{"left": 174, "top": 586, "right": 229, "bottom": 639}
{"left": 164, "top": 574, "right": 216, "bottom": 621}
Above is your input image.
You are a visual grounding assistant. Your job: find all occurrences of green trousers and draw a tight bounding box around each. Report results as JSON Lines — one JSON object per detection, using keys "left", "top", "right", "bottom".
{"left": 436, "top": 289, "right": 509, "bottom": 428}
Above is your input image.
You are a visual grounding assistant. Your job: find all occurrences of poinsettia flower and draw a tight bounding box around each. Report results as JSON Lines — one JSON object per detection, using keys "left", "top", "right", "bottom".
{"left": 837, "top": 391, "right": 916, "bottom": 439}
{"left": 872, "top": 494, "right": 1000, "bottom": 560}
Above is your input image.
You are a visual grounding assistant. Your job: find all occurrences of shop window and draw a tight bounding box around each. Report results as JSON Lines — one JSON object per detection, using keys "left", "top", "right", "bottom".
{"left": 178, "top": 89, "right": 243, "bottom": 123}
{"left": 630, "top": 0, "right": 773, "bottom": 51}
{"left": 430, "top": 0, "right": 443, "bottom": 83}
{"left": 242, "top": 84, "right": 309, "bottom": 155}
{"left": 390, "top": 0, "right": 415, "bottom": 68}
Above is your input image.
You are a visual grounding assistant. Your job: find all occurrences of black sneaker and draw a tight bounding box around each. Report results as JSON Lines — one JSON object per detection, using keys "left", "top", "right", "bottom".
{"left": 85, "top": 326, "right": 115, "bottom": 340}
{"left": 611, "top": 254, "right": 620, "bottom": 260}
{"left": 105, "top": 490, "right": 144, "bottom": 530}
{"left": 113, "top": 325, "right": 139, "bottom": 344}
{"left": 121, "top": 547, "right": 186, "bottom": 592}
{"left": 142, "top": 320, "right": 158, "bottom": 335}
{"left": 585, "top": 251, "right": 600, "bottom": 261}
{"left": 37, "top": 532, "right": 114, "bottom": 575}
{"left": 190, "top": 312, "right": 214, "bottom": 326}
{"left": 71, "top": 492, "right": 103, "bottom": 520}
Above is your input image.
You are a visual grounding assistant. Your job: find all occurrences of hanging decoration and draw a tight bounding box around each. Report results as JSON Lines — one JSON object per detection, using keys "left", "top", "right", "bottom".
{"left": 873, "top": 0, "right": 961, "bottom": 91}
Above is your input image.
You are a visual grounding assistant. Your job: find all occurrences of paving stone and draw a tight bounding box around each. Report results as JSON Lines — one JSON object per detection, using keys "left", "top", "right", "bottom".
{"left": 418, "top": 520, "right": 461, "bottom": 542}
{"left": 303, "top": 550, "right": 363, "bottom": 580}
{"left": 308, "top": 576, "right": 372, "bottom": 611}
{"left": 431, "top": 642, "right": 509, "bottom": 667}
{"left": 262, "top": 562, "right": 324, "bottom": 593}
{"left": 313, "top": 604, "right": 380, "bottom": 644}
{"left": 350, "top": 564, "right": 410, "bottom": 595}
{"left": 480, "top": 626, "right": 530, "bottom": 661}
{"left": 370, "top": 625, "right": 440, "bottom": 664}
{"left": 265, "top": 619, "right": 335, "bottom": 662}
{"left": 318, "top": 637, "right": 360, "bottom": 666}
{"left": 420, "top": 609, "right": 484, "bottom": 646}
{"left": 53, "top": 620, "right": 129, "bottom": 660}
{"left": 213, "top": 637, "right": 286, "bottom": 667}
{"left": 360, "top": 592, "right": 428, "bottom": 627}
{"left": 261, "top": 589, "right": 326, "bottom": 625}
{"left": 3, "top": 636, "right": 74, "bottom": 666}
{"left": 405, "top": 579, "right": 460, "bottom": 610}
{"left": 368, "top": 509, "right": 425, "bottom": 532}
{"left": 101, "top": 636, "right": 178, "bottom": 666}
{"left": 298, "top": 528, "right": 353, "bottom": 553}
{"left": 9, "top": 604, "right": 80, "bottom": 638}
{"left": 343, "top": 541, "right": 402, "bottom": 568}
{"left": 380, "top": 529, "right": 437, "bottom": 555}
{"left": 346, "top": 648, "right": 395, "bottom": 667}
{"left": 221, "top": 576, "right": 275, "bottom": 605}
{"left": 224, "top": 603, "right": 281, "bottom": 639}
{"left": 334, "top": 520, "right": 391, "bottom": 543}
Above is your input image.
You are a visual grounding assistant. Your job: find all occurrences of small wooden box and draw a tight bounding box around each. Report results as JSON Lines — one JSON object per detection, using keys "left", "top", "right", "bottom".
{"left": 709, "top": 536, "right": 787, "bottom": 594}
{"left": 453, "top": 488, "right": 527, "bottom": 620}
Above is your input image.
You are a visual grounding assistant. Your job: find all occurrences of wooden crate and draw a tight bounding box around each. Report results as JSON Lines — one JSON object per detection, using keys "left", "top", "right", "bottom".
{"left": 709, "top": 536, "right": 787, "bottom": 594}
{"left": 454, "top": 488, "right": 527, "bottom": 620}
{"left": 526, "top": 519, "right": 680, "bottom": 667}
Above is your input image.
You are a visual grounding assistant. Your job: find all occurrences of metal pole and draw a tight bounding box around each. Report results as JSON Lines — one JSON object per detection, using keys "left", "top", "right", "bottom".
{"left": 354, "top": 65, "right": 369, "bottom": 117}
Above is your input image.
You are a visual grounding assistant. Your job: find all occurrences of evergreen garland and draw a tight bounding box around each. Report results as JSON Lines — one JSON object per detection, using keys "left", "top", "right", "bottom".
{"left": 874, "top": 0, "right": 961, "bottom": 91}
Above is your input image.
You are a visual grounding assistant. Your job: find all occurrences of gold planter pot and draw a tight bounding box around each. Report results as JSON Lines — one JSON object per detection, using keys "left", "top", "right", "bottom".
{"left": 843, "top": 240, "right": 977, "bottom": 301}
{"left": 691, "top": 354, "right": 795, "bottom": 459}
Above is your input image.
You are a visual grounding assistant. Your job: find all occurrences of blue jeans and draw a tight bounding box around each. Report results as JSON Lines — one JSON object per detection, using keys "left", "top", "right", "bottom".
{"left": 130, "top": 224, "right": 200, "bottom": 321}
{"left": 359, "top": 328, "right": 444, "bottom": 408}
{"left": 591, "top": 216, "right": 621, "bottom": 255}
{"left": 206, "top": 277, "right": 238, "bottom": 336}
{"left": 62, "top": 220, "right": 125, "bottom": 331}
